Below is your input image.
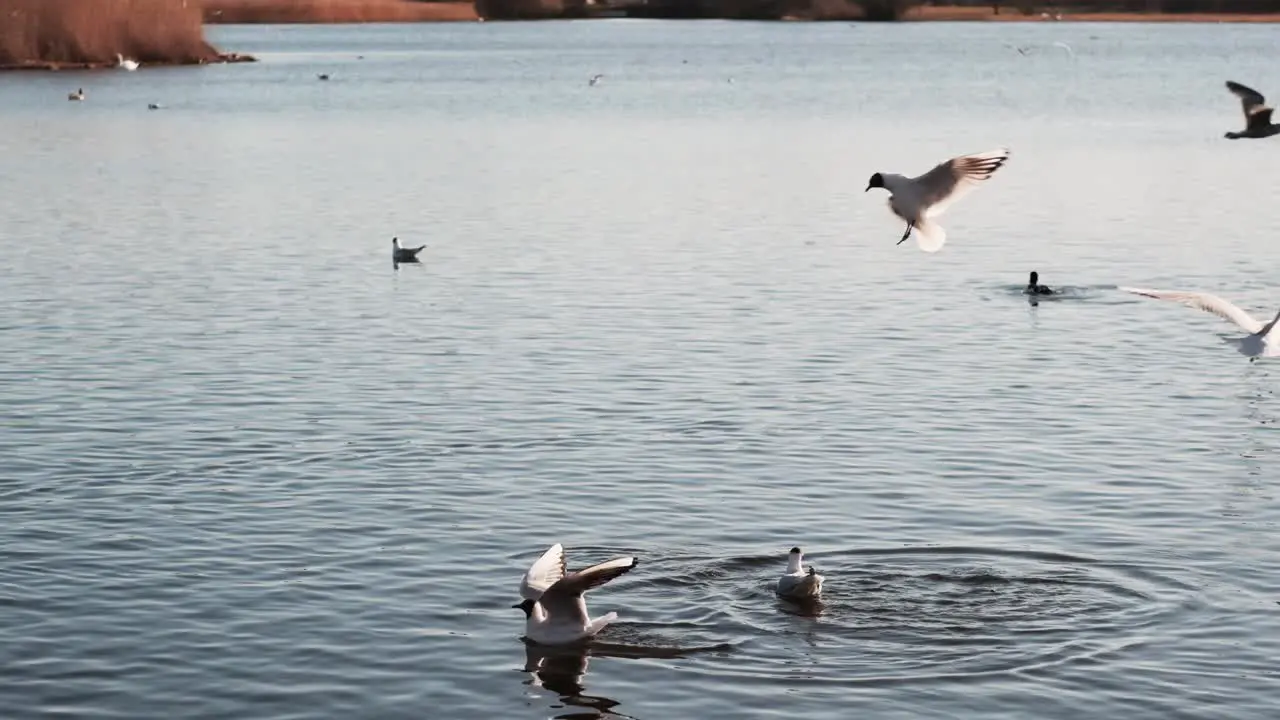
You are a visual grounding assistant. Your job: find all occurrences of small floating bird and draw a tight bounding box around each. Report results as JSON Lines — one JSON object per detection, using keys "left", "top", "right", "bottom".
{"left": 1223, "top": 81, "right": 1280, "bottom": 140}
{"left": 513, "top": 543, "right": 638, "bottom": 646}
{"left": 391, "top": 237, "right": 424, "bottom": 264}
{"left": 588, "top": 74, "right": 603, "bottom": 87}
{"left": 1120, "top": 287, "right": 1280, "bottom": 359}
{"left": 147, "top": 103, "right": 162, "bottom": 110}
{"left": 68, "top": 88, "right": 85, "bottom": 101}
{"left": 1025, "top": 271, "right": 1054, "bottom": 296}
{"left": 775, "top": 547, "right": 824, "bottom": 600}
{"left": 865, "top": 148, "right": 1011, "bottom": 253}
{"left": 116, "top": 53, "right": 139, "bottom": 71}
{"left": 317, "top": 73, "right": 330, "bottom": 81}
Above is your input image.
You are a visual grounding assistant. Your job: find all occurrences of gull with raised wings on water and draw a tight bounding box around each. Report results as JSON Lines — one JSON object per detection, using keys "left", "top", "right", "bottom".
{"left": 514, "top": 543, "right": 638, "bottom": 646}
{"left": 1223, "top": 81, "right": 1280, "bottom": 140}
{"left": 775, "top": 547, "right": 824, "bottom": 600}
{"left": 392, "top": 237, "right": 424, "bottom": 264}
{"left": 1120, "top": 287, "right": 1280, "bottom": 359}
{"left": 865, "top": 148, "right": 1010, "bottom": 253}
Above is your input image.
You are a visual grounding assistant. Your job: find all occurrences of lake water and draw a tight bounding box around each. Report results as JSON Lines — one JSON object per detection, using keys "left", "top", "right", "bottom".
{"left": 2, "top": 18, "right": 1279, "bottom": 719}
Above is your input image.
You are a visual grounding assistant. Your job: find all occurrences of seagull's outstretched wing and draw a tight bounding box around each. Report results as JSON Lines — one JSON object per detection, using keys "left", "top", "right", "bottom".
{"left": 1120, "top": 287, "right": 1263, "bottom": 334}
{"left": 539, "top": 556, "right": 637, "bottom": 623}
{"left": 911, "top": 148, "right": 1011, "bottom": 218}
{"left": 1226, "top": 81, "right": 1274, "bottom": 131}
{"left": 520, "top": 543, "right": 567, "bottom": 601}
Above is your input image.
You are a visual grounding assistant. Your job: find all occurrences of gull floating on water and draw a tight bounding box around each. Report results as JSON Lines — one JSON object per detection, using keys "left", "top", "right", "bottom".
{"left": 391, "top": 237, "right": 424, "bottom": 264}
{"left": 1120, "top": 287, "right": 1280, "bottom": 359}
{"left": 775, "top": 547, "right": 824, "bottom": 600}
{"left": 588, "top": 74, "right": 603, "bottom": 87}
{"left": 116, "top": 54, "right": 139, "bottom": 71}
{"left": 514, "top": 543, "right": 638, "bottom": 646}
{"left": 1223, "top": 81, "right": 1280, "bottom": 140}
{"left": 865, "top": 148, "right": 1011, "bottom": 253}
{"left": 68, "top": 88, "right": 85, "bottom": 101}
{"left": 1025, "top": 271, "right": 1054, "bottom": 296}
{"left": 317, "top": 73, "right": 330, "bottom": 81}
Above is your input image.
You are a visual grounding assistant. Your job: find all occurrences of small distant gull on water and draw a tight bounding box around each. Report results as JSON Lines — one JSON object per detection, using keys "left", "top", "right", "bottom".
{"left": 68, "top": 88, "right": 85, "bottom": 101}
{"left": 776, "top": 547, "right": 824, "bottom": 600}
{"left": 1223, "top": 81, "right": 1280, "bottom": 140}
{"left": 116, "top": 53, "right": 139, "bottom": 71}
{"left": 147, "top": 103, "right": 162, "bottom": 110}
{"left": 391, "top": 237, "right": 425, "bottom": 264}
{"left": 1025, "top": 271, "right": 1054, "bottom": 296}
{"left": 1120, "top": 287, "right": 1280, "bottom": 360}
{"left": 317, "top": 73, "right": 330, "bottom": 81}
{"left": 865, "top": 147, "right": 1011, "bottom": 253}
{"left": 514, "top": 543, "right": 638, "bottom": 646}
{"left": 589, "top": 74, "right": 603, "bottom": 86}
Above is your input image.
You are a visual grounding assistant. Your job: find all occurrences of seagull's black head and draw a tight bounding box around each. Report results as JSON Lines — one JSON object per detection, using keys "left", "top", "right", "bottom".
{"left": 865, "top": 173, "right": 885, "bottom": 192}
{"left": 511, "top": 598, "right": 536, "bottom": 617}
{"left": 1029, "top": 271, "right": 1039, "bottom": 286}
{"left": 789, "top": 546, "right": 802, "bottom": 555}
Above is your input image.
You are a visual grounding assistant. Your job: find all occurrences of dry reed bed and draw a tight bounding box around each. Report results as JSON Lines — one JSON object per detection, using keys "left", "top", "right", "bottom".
{"left": 0, "top": 0, "right": 252, "bottom": 70}
{"left": 202, "top": 0, "right": 478, "bottom": 23}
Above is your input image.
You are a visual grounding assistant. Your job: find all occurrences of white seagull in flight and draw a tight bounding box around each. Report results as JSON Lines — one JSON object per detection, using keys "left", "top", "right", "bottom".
{"left": 865, "top": 148, "right": 1011, "bottom": 253}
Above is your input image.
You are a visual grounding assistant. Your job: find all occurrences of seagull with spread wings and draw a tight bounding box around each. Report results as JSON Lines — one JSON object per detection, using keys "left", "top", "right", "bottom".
{"left": 865, "top": 148, "right": 1011, "bottom": 253}
{"left": 514, "top": 543, "right": 638, "bottom": 646}
{"left": 1224, "top": 81, "right": 1280, "bottom": 140}
{"left": 1120, "top": 287, "right": 1280, "bottom": 359}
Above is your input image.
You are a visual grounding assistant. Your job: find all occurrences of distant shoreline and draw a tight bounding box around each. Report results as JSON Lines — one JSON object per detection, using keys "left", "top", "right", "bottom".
{"left": 202, "top": 0, "right": 479, "bottom": 24}
{"left": 906, "top": 7, "right": 1280, "bottom": 23}
{"left": 197, "top": 1, "right": 1280, "bottom": 24}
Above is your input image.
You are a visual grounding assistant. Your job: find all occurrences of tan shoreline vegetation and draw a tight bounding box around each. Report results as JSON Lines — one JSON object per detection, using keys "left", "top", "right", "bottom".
{"left": 0, "top": 0, "right": 253, "bottom": 71}
{"left": 201, "top": 0, "right": 478, "bottom": 23}
{"left": 200, "top": 0, "right": 1274, "bottom": 23}
{"left": 2, "top": 0, "right": 1276, "bottom": 73}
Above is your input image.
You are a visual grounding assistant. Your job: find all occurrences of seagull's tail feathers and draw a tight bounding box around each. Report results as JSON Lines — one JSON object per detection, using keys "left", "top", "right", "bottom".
{"left": 915, "top": 219, "right": 947, "bottom": 253}
{"left": 777, "top": 573, "right": 823, "bottom": 599}
{"left": 586, "top": 612, "right": 618, "bottom": 637}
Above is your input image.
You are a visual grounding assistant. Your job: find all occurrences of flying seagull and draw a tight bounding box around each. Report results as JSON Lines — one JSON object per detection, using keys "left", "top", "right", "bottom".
{"left": 513, "top": 543, "right": 638, "bottom": 645}
{"left": 865, "top": 148, "right": 1011, "bottom": 253}
{"left": 1224, "top": 81, "right": 1280, "bottom": 140}
{"left": 1120, "top": 287, "right": 1280, "bottom": 359}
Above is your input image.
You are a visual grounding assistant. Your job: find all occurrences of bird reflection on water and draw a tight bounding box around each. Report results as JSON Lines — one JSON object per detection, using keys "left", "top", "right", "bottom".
{"left": 521, "top": 638, "right": 731, "bottom": 719}
{"left": 776, "top": 595, "right": 826, "bottom": 619}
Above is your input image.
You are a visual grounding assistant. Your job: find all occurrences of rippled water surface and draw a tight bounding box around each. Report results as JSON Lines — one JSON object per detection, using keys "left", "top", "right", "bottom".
{"left": 2, "top": 18, "right": 1279, "bottom": 720}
